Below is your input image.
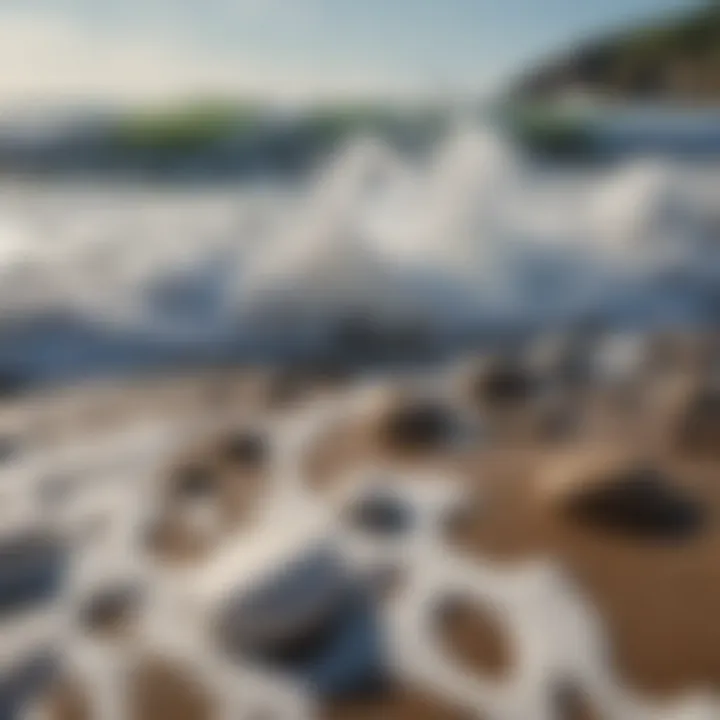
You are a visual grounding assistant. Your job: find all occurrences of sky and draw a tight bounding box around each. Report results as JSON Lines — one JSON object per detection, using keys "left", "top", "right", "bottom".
{"left": 0, "top": 0, "right": 707, "bottom": 106}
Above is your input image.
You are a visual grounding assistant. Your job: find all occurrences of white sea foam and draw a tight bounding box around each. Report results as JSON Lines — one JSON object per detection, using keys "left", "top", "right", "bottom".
{"left": 0, "top": 124, "right": 718, "bottom": 377}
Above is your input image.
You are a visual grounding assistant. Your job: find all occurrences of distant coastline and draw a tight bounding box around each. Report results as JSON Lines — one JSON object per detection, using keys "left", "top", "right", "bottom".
{"left": 0, "top": 102, "right": 447, "bottom": 181}
{"left": 512, "top": 2, "right": 720, "bottom": 103}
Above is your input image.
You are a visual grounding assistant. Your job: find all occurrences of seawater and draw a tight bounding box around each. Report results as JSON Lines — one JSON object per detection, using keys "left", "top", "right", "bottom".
{"left": 0, "top": 123, "right": 718, "bottom": 381}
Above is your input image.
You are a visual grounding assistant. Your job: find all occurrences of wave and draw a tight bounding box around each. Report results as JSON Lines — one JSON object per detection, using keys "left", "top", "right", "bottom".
{"left": 0, "top": 124, "right": 718, "bottom": 380}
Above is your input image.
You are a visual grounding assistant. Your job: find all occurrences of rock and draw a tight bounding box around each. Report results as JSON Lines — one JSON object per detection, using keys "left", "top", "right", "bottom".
{"left": 0, "top": 531, "right": 65, "bottom": 616}
{"left": 205, "top": 530, "right": 382, "bottom": 696}
{"left": 346, "top": 492, "right": 414, "bottom": 537}
{"left": 217, "top": 430, "right": 267, "bottom": 468}
{"left": 550, "top": 461, "right": 703, "bottom": 540}
{"left": 213, "top": 549, "right": 350, "bottom": 660}
{"left": 198, "top": 524, "right": 353, "bottom": 661}
{"left": 79, "top": 582, "right": 142, "bottom": 636}
{"left": 469, "top": 357, "right": 535, "bottom": 409}
{"left": 376, "top": 399, "right": 457, "bottom": 453}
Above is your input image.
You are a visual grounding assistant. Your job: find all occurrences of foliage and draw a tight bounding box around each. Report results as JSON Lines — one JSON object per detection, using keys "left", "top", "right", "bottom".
{"left": 519, "top": 2, "right": 720, "bottom": 100}
{"left": 114, "top": 100, "right": 261, "bottom": 152}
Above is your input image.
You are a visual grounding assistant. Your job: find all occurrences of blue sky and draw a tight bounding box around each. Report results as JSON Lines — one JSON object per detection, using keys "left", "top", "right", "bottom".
{"left": 0, "top": 0, "right": 706, "bottom": 104}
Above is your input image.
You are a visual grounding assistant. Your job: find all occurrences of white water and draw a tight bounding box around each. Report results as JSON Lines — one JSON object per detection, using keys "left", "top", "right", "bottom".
{"left": 0, "top": 124, "right": 719, "bottom": 379}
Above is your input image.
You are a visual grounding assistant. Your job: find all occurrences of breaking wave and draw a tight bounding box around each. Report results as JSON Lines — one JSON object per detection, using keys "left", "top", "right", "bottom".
{"left": 0, "top": 123, "right": 718, "bottom": 380}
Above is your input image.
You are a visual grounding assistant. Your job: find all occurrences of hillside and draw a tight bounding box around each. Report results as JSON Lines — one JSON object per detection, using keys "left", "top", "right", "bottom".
{"left": 515, "top": 2, "right": 720, "bottom": 102}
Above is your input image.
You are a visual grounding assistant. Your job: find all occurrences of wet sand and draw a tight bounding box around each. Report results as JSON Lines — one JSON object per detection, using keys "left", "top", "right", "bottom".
{"left": 6, "top": 331, "right": 720, "bottom": 718}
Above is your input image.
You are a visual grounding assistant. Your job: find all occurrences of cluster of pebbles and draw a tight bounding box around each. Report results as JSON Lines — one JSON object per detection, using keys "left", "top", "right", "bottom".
{"left": 1, "top": 328, "right": 720, "bottom": 719}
